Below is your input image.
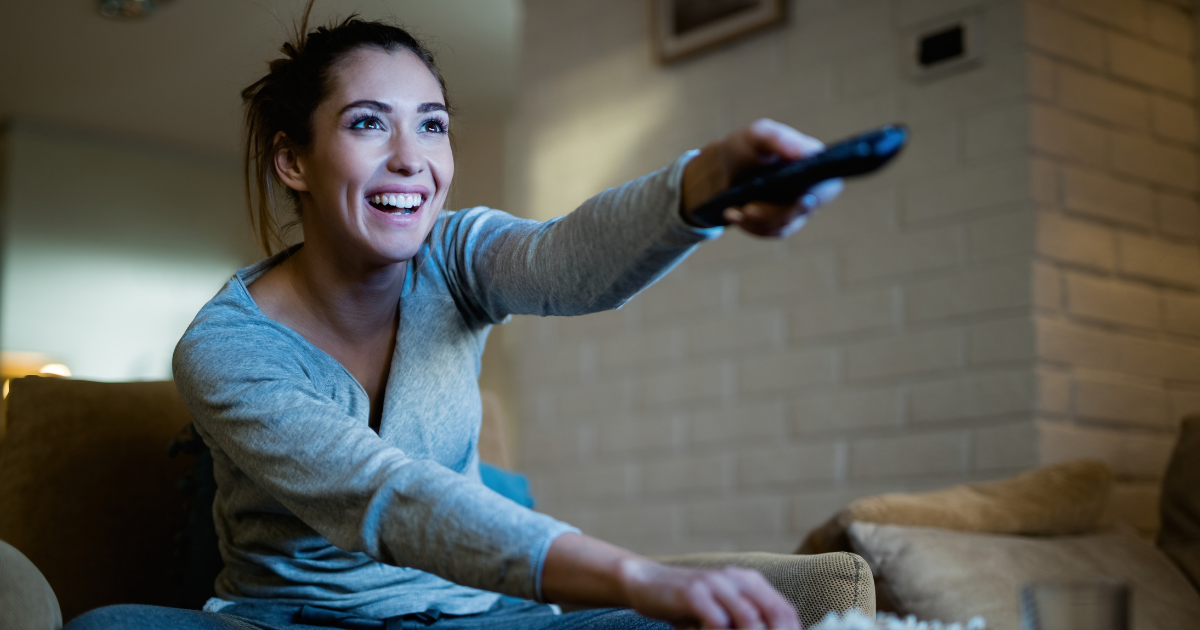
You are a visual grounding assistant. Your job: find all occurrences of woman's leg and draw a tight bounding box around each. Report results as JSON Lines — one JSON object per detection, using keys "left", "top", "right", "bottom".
{"left": 545, "top": 608, "right": 673, "bottom": 630}
{"left": 432, "top": 602, "right": 671, "bottom": 630}
{"left": 64, "top": 604, "right": 277, "bottom": 630}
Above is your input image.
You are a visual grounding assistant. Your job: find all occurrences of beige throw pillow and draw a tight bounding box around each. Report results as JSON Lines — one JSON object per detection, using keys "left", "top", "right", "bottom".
{"left": 848, "top": 523, "right": 1200, "bottom": 630}
{"left": 798, "top": 460, "right": 1113, "bottom": 554}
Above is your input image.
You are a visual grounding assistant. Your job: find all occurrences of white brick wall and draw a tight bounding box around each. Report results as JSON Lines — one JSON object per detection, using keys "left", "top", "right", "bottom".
{"left": 495, "top": 0, "right": 1199, "bottom": 553}
{"left": 1027, "top": 0, "right": 1200, "bottom": 535}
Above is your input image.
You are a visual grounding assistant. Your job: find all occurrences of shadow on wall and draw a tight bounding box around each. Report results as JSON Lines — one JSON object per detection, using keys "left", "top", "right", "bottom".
{"left": 523, "top": 67, "right": 678, "bottom": 221}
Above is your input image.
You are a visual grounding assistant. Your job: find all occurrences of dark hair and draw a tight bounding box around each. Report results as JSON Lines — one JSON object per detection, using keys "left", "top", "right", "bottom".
{"left": 241, "top": 2, "right": 451, "bottom": 255}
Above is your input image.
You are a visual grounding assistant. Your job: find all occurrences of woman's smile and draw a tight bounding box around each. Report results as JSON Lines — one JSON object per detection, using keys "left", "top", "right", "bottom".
{"left": 363, "top": 184, "right": 430, "bottom": 228}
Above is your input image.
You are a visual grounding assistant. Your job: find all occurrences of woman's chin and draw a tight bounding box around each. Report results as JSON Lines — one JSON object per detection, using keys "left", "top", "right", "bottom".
{"left": 361, "top": 240, "right": 422, "bottom": 265}
{"left": 357, "top": 229, "right": 431, "bottom": 265}
{"left": 358, "top": 208, "right": 436, "bottom": 263}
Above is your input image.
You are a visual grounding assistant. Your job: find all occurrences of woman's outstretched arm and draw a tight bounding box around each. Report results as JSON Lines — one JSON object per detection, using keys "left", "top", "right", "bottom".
{"left": 543, "top": 532, "right": 800, "bottom": 630}
{"left": 435, "top": 119, "right": 841, "bottom": 327}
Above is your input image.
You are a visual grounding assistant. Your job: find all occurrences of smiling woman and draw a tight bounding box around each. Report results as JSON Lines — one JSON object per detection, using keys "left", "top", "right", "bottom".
{"left": 62, "top": 3, "right": 838, "bottom": 630}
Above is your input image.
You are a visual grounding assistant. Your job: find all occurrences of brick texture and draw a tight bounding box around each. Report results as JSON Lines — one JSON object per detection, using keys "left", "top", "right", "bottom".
{"left": 1026, "top": 3, "right": 1106, "bottom": 68}
{"left": 1157, "top": 193, "right": 1200, "bottom": 239}
{"left": 1061, "top": 167, "right": 1155, "bottom": 229}
{"left": 1025, "top": 0, "right": 1200, "bottom": 535}
{"left": 1108, "top": 32, "right": 1195, "bottom": 98}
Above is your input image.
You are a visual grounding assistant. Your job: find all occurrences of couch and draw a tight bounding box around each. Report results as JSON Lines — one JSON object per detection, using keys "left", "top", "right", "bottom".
{"left": 795, "top": 418, "right": 1200, "bottom": 630}
{"left": 0, "top": 376, "right": 875, "bottom": 629}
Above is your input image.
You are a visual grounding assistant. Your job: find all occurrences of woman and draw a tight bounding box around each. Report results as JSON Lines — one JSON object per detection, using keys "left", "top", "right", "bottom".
{"left": 67, "top": 10, "right": 839, "bottom": 630}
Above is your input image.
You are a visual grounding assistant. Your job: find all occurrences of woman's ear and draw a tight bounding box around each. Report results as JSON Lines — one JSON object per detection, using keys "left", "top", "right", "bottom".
{"left": 272, "top": 132, "right": 309, "bottom": 193}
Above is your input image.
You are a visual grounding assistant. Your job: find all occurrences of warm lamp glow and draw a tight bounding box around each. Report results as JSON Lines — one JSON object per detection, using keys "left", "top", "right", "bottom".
{"left": 0, "top": 353, "right": 72, "bottom": 398}
{"left": 39, "top": 363, "right": 72, "bottom": 377}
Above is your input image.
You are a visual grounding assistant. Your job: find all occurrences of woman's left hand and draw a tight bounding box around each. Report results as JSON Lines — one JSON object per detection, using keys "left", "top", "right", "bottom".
{"left": 681, "top": 118, "right": 844, "bottom": 237}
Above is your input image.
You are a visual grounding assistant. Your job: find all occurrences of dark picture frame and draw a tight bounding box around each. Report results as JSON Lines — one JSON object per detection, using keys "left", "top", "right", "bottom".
{"left": 650, "top": 0, "right": 786, "bottom": 63}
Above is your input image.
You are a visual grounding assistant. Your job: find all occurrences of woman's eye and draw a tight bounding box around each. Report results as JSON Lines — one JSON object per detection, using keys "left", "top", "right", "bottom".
{"left": 420, "top": 119, "right": 447, "bottom": 134}
{"left": 350, "top": 116, "right": 384, "bottom": 131}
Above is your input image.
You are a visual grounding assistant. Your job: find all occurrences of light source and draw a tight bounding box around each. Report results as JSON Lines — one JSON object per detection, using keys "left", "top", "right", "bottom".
{"left": 98, "top": 0, "right": 173, "bottom": 20}
{"left": 1, "top": 352, "right": 72, "bottom": 398}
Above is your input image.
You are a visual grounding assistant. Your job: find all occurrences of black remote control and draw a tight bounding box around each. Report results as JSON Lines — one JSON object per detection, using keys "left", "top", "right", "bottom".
{"left": 687, "top": 124, "right": 909, "bottom": 228}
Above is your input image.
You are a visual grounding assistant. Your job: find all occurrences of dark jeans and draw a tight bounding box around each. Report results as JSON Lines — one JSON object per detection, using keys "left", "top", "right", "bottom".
{"left": 64, "top": 597, "right": 672, "bottom": 630}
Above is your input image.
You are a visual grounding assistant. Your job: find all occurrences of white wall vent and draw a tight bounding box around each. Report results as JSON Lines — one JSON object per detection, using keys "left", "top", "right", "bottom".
{"left": 904, "top": 11, "right": 984, "bottom": 82}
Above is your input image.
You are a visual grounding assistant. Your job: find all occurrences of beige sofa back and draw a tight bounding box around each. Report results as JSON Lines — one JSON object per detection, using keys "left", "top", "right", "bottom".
{"left": 0, "top": 377, "right": 194, "bottom": 622}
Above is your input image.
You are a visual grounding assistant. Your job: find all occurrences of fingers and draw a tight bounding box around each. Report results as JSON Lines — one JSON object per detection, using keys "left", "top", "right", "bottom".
{"left": 623, "top": 562, "right": 799, "bottom": 630}
{"left": 685, "top": 568, "right": 799, "bottom": 630}
{"left": 723, "top": 176, "right": 843, "bottom": 238}
{"left": 809, "top": 178, "right": 844, "bottom": 207}
{"left": 705, "top": 570, "right": 765, "bottom": 629}
{"left": 741, "top": 119, "right": 825, "bottom": 163}
{"left": 722, "top": 568, "right": 800, "bottom": 630}
{"left": 725, "top": 198, "right": 813, "bottom": 238}
{"left": 683, "top": 118, "right": 833, "bottom": 226}
{"left": 724, "top": 120, "right": 843, "bottom": 239}
{"left": 683, "top": 580, "right": 732, "bottom": 630}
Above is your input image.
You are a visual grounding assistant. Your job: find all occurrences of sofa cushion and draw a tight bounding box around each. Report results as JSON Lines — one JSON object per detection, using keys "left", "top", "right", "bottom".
{"left": 0, "top": 538, "right": 62, "bottom": 630}
{"left": 0, "top": 377, "right": 193, "bottom": 622}
{"left": 848, "top": 522, "right": 1200, "bottom": 630}
{"left": 798, "top": 460, "right": 1113, "bottom": 554}
{"left": 1159, "top": 414, "right": 1200, "bottom": 591}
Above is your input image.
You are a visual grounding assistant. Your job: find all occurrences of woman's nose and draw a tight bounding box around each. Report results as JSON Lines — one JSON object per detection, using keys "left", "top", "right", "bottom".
{"left": 387, "top": 133, "right": 423, "bottom": 175}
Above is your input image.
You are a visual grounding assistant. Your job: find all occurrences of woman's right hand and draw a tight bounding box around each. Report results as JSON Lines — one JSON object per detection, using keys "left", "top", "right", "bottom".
{"left": 542, "top": 532, "right": 799, "bottom": 629}
{"left": 680, "top": 118, "right": 842, "bottom": 238}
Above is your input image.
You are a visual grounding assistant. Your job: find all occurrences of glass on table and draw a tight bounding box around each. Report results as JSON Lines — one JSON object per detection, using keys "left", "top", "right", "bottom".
{"left": 1020, "top": 581, "right": 1129, "bottom": 630}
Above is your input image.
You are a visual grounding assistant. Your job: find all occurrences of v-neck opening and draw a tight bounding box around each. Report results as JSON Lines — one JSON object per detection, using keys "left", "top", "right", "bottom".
{"left": 233, "top": 244, "right": 413, "bottom": 427}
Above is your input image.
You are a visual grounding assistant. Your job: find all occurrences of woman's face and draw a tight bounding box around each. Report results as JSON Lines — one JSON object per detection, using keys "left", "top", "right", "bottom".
{"left": 286, "top": 46, "right": 453, "bottom": 266}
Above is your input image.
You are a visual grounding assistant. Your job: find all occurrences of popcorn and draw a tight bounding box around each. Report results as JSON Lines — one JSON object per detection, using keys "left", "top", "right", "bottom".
{"left": 806, "top": 610, "right": 987, "bottom": 630}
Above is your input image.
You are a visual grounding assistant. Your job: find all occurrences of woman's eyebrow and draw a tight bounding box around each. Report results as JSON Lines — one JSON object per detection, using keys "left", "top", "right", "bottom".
{"left": 337, "top": 101, "right": 445, "bottom": 115}
{"left": 340, "top": 100, "right": 391, "bottom": 114}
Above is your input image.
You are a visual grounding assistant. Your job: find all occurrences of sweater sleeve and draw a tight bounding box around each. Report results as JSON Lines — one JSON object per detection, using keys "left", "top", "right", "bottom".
{"left": 436, "top": 151, "right": 723, "bottom": 325}
{"left": 172, "top": 326, "right": 577, "bottom": 601}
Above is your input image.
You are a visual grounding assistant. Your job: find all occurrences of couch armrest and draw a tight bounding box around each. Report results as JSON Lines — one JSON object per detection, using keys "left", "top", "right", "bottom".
{"left": 0, "top": 539, "right": 62, "bottom": 630}
{"left": 654, "top": 551, "right": 875, "bottom": 628}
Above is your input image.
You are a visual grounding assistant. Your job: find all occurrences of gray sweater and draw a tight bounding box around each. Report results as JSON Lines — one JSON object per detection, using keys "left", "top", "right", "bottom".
{"left": 172, "top": 151, "right": 720, "bottom": 619}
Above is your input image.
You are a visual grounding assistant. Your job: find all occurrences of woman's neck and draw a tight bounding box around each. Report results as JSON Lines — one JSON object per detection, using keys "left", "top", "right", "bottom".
{"left": 280, "top": 238, "right": 407, "bottom": 344}
{"left": 248, "top": 228, "right": 407, "bottom": 348}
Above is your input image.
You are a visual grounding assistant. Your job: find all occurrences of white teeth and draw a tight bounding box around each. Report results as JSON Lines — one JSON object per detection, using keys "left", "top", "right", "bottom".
{"left": 368, "top": 192, "right": 425, "bottom": 212}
